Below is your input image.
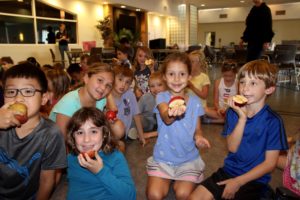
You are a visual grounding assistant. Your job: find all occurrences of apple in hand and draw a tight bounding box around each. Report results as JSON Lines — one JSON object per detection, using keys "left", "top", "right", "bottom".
{"left": 8, "top": 103, "right": 28, "bottom": 124}
{"left": 105, "top": 110, "right": 118, "bottom": 121}
{"left": 145, "top": 59, "right": 154, "bottom": 66}
{"left": 232, "top": 95, "right": 248, "bottom": 107}
{"left": 81, "top": 150, "right": 96, "bottom": 159}
{"left": 168, "top": 96, "right": 186, "bottom": 110}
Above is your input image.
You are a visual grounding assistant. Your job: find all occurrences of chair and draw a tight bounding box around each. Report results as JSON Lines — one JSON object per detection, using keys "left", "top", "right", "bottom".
{"left": 101, "top": 47, "right": 115, "bottom": 64}
{"left": 67, "top": 48, "right": 84, "bottom": 64}
{"left": 204, "top": 45, "right": 216, "bottom": 66}
{"left": 90, "top": 47, "right": 102, "bottom": 60}
{"left": 49, "top": 49, "right": 65, "bottom": 65}
{"left": 272, "top": 44, "right": 297, "bottom": 86}
{"left": 233, "top": 46, "right": 247, "bottom": 67}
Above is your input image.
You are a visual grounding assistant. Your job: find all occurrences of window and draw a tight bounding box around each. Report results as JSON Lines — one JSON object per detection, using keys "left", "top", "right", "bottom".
{"left": 0, "top": 0, "right": 77, "bottom": 44}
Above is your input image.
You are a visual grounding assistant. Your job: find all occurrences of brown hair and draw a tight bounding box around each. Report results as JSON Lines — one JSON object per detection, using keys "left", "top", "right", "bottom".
{"left": 149, "top": 71, "right": 164, "bottom": 82}
{"left": 161, "top": 52, "right": 192, "bottom": 75}
{"left": 86, "top": 62, "right": 114, "bottom": 78}
{"left": 45, "top": 69, "right": 70, "bottom": 99}
{"left": 67, "top": 107, "right": 116, "bottom": 155}
{"left": 221, "top": 61, "right": 238, "bottom": 73}
{"left": 113, "top": 65, "right": 134, "bottom": 79}
{"left": 238, "top": 60, "right": 278, "bottom": 88}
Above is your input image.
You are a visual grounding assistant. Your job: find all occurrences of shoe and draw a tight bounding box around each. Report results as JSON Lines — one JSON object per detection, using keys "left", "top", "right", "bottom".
{"left": 128, "top": 128, "right": 138, "bottom": 140}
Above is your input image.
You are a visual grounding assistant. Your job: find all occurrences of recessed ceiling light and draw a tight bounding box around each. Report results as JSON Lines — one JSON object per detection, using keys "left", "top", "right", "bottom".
{"left": 18, "top": 0, "right": 23, "bottom": 2}
{"left": 121, "top": 5, "right": 126, "bottom": 8}
{"left": 201, "top": 4, "right": 205, "bottom": 7}
{"left": 240, "top": 0, "right": 245, "bottom": 3}
{"left": 136, "top": 8, "right": 141, "bottom": 11}
{"left": 103, "top": 2, "right": 108, "bottom": 4}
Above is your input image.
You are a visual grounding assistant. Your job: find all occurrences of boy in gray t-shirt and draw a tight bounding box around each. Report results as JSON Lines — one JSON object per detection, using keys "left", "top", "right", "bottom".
{"left": 0, "top": 63, "right": 67, "bottom": 200}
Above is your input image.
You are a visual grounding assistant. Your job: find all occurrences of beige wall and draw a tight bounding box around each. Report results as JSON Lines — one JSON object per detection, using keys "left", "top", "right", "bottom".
{"left": 198, "top": 19, "right": 300, "bottom": 47}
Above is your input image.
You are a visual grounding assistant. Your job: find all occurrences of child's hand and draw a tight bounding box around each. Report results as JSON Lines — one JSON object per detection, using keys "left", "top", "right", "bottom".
{"left": 78, "top": 151, "right": 103, "bottom": 174}
{"left": 227, "top": 97, "right": 247, "bottom": 120}
{"left": 168, "top": 106, "right": 186, "bottom": 118}
{"left": 0, "top": 102, "right": 21, "bottom": 129}
{"left": 194, "top": 135, "right": 211, "bottom": 149}
{"left": 217, "top": 178, "right": 242, "bottom": 199}
{"left": 139, "top": 137, "right": 147, "bottom": 147}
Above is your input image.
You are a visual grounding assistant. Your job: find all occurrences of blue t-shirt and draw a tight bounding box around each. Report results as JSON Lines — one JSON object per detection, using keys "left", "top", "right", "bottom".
{"left": 67, "top": 150, "right": 136, "bottom": 200}
{"left": 49, "top": 88, "right": 107, "bottom": 122}
{"left": 114, "top": 90, "right": 140, "bottom": 136}
{"left": 153, "top": 91, "right": 205, "bottom": 165}
{"left": 222, "top": 105, "right": 288, "bottom": 184}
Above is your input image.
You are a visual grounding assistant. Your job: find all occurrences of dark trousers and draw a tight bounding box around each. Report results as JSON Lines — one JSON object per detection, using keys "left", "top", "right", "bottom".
{"left": 247, "top": 42, "right": 263, "bottom": 62}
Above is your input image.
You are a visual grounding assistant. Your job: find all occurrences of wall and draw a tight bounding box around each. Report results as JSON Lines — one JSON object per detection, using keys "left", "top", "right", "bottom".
{"left": 147, "top": 14, "right": 168, "bottom": 42}
{"left": 198, "top": 3, "right": 300, "bottom": 47}
{"left": 0, "top": 0, "right": 103, "bottom": 65}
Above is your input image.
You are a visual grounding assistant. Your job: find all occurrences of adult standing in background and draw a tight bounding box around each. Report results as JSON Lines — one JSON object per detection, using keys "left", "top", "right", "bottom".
{"left": 56, "top": 23, "right": 69, "bottom": 67}
{"left": 240, "top": 0, "right": 274, "bottom": 61}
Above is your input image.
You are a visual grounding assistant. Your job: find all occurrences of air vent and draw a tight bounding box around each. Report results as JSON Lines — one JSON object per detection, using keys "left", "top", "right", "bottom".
{"left": 276, "top": 10, "right": 286, "bottom": 15}
{"left": 219, "top": 14, "right": 227, "bottom": 18}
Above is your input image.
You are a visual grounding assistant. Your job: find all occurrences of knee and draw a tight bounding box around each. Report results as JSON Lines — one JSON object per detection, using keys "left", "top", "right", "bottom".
{"left": 146, "top": 190, "right": 166, "bottom": 200}
{"left": 175, "top": 188, "right": 191, "bottom": 200}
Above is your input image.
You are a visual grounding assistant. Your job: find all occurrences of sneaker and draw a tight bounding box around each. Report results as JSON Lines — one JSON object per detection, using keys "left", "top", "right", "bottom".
{"left": 128, "top": 128, "right": 138, "bottom": 140}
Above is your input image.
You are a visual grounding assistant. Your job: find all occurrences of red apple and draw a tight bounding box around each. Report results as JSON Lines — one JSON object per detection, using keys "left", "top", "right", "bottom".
{"left": 105, "top": 110, "right": 118, "bottom": 121}
{"left": 8, "top": 103, "right": 28, "bottom": 124}
{"left": 232, "top": 95, "right": 248, "bottom": 107}
{"left": 168, "top": 96, "right": 186, "bottom": 110}
{"left": 81, "top": 150, "right": 96, "bottom": 159}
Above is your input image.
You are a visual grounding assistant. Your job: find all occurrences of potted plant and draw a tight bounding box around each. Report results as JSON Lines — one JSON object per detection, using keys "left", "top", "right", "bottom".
{"left": 96, "top": 16, "right": 114, "bottom": 47}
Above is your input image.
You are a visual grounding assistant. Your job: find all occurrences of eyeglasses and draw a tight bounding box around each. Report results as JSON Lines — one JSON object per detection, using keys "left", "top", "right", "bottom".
{"left": 4, "top": 88, "right": 42, "bottom": 98}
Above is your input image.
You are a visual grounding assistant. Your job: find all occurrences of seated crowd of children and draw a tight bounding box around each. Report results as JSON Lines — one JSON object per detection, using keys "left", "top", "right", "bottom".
{"left": 0, "top": 45, "right": 298, "bottom": 200}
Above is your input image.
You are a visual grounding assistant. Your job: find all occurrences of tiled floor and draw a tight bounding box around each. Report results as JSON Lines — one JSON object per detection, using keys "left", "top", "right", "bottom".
{"left": 51, "top": 65, "right": 300, "bottom": 200}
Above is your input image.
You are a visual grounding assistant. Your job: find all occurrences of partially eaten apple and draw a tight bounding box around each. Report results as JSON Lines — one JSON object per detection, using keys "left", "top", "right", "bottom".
{"left": 232, "top": 95, "right": 248, "bottom": 107}
{"left": 105, "top": 110, "right": 118, "bottom": 121}
{"left": 81, "top": 150, "right": 96, "bottom": 159}
{"left": 168, "top": 96, "right": 186, "bottom": 110}
{"left": 145, "top": 59, "right": 154, "bottom": 66}
{"left": 8, "top": 102, "right": 28, "bottom": 124}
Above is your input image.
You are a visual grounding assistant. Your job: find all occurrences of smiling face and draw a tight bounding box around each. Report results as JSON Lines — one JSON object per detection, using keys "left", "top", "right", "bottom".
{"left": 136, "top": 49, "right": 147, "bottom": 66}
{"left": 164, "top": 61, "right": 191, "bottom": 96}
{"left": 74, "top": 119, "right": 103, "bottom": 153}
{"left": 84, "top": 71, "right": 114, "bottom": 101}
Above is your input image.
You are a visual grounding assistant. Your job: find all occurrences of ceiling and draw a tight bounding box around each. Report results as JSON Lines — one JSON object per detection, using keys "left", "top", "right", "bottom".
{"left": 187, "top": 0, "right": 300, "bottom": 10}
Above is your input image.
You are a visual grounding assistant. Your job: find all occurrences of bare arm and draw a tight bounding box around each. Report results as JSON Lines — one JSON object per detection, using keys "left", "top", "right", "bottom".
{"left": 157, "top": 102, "right": 176, "bottom": 125}
{"left": 109, "top": 119, "right": 125, "bottom": 140}
{"left": 36, "top": 170, "right": 56, "bottom": 200}
{"left": 188, "top": 81, "right": 209, "bottom": 100}
{"left": 55, "top": 113, "right": 70, "bottom": 141}
{"left": 219, "top": 150, "right": 280, "bottom": 199}
{"left": 194, "top": 117, "right": 210, "bottom": 149}
{"left": 213, "top": 79, "right": 221, "bottom": 109}
{"left": 133, "top": 114, "right": 146, "bottom": 146}
{"left": 106, "top": 93, "right": 118, "bottom": 111}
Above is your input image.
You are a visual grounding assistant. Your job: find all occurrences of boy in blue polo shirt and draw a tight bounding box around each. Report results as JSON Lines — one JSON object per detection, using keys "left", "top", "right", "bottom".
{"left": 189, "top": 60, "right": 288, "bottom": 200}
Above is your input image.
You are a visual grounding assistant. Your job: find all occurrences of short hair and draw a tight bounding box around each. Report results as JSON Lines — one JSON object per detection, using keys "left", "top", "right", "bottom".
{"left": 117, "top": 46, "right": 131, "bottom": 56}
{"left": 86, "top": 62, "right": 114, "bottom": 78}
{"left": 67, "top": 107, "right": 116, "bottom": 155}
{"left": 113, "top": 65, "right": 134, "bottom": 79}
{"left": 149, "top": 71, "right": 164, "bottom": 82}
{"left": 3, "top": 62, "right": 48, "bottom": 93}
{"left": 119, "top": 37, "right": 130, "bottom": 44}
{"left": 161, "top": 52, "right": 192, "bottom": 75}
{"left": 238, "top": 60, "right": 278, "bottom": 88}
{"left": 45, "top": 69, "right": 70, "bottom": 99}
{"left": 0, "top": 56, "right": 14, "bottom": 64}
{"left": 221, "top": 61, "right": 238, "bottom": 73}
{"left": 67, "top": 63, "right": 82, "bottom": 75}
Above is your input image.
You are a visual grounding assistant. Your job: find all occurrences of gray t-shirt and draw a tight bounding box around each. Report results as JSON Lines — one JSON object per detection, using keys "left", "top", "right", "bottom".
{"left": 138, "top": 93, "right": 156, "bottom": 131}
{"left": 0, "top": 117, "right": 67, "bottom": 200}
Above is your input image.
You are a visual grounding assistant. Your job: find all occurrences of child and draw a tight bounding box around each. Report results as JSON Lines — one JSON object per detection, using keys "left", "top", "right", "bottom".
{"left": 146, "top": 52, "right": 210, "bottom": 200}
{"left": 66, "top": 107, "right": 136, "bottom": 200}
{"left": 133, "top": 46, "right": 156, "bottom": 99}
{"left": 79, "top": 54, "right": 90, "bottom": 73}
{"left": 0, "top": 63, "right": 67, "bottom": 199}
{"left": 41, "top": 68, "right": 70, "bottom": 116}
{"left": 189, "top": 60, "right": 289, "bottom": 200}
{"left": 113, "top": 46, "right": 132, "bottom": 69}
{"left": 66, "top": 63, "right": 84, "bottom": 91}
{"left": 138, "top": 72, "right": 166, "bottom": 138}
{"left": 50, "top": 62, "right": 124, "bottom": 141}
{"left": 205, "top": 61, "right": 238, "bottom": 123}
{"left": 110, "top": 65, "right": 146, "bottom": 146}
{"left": 187, "top": 50, "right": 210, "bottom": 110}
